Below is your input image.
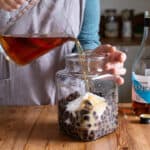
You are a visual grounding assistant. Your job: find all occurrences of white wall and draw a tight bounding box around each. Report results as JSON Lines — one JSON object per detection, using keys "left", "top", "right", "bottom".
{"left": 101, "top": 0, "right": 150, "bottom": 14}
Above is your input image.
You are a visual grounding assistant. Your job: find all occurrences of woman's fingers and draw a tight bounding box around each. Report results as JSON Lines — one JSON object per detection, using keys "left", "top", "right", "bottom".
{"left": 94, "top": 45, "right": 127, "bottom": 63}
{"left": 0, "top": 0, "right": 12, "bottom": 11}
{"left": 0, "top": 0, "right": 26, "bottom": 11}
{"left": 6, "top": 0, "right": 20, "bottom": 9}
{"left": 105, "top": 62, "right": 123, "bottom": 70}
{"left": 114, "top": 76, "right": 125, "bottom": 85}
{"left": 104, "top": 62, "right": 126, "bottom": 75}
{"left": 94, "top": 44, "right": 115, "bottom": 53}
{"left": 15, "top": 0, "right": 25, "bottom": 5}
{"left": 93, "top": 44, "right": 127, "bottom": 85}
{"left": 104, "top": 68, "right": 126, "bottom": 76}
{"left": 106, "top": 49, "right": 127, "bottom": 63}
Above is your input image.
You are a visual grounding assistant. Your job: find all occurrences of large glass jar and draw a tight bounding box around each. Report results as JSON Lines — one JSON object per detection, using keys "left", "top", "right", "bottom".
{"left": 56, "top": 52, "right": 118, "bottom": 141}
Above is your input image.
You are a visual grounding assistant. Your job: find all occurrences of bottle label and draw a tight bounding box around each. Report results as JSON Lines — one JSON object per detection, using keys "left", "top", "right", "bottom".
{"left": 132, "top": 72, "right": 150, "bottom": 104}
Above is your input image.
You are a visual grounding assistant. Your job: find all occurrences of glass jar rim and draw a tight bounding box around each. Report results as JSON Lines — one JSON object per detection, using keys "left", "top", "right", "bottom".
{"left": 65, "top": 51, "right": 105, "bottom": 62}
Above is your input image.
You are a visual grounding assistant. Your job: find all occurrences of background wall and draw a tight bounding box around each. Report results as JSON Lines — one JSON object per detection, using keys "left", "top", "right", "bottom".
{"left": 101, "top": 0, "right": 150, "bottom": 14}
{"left": 100, "top": 0, "right": 150, "bottom": 102}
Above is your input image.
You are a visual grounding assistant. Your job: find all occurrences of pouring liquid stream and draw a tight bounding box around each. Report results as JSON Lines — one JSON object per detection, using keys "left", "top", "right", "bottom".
{"left": 75, "top": 39, "right": 90, "bottom": 92}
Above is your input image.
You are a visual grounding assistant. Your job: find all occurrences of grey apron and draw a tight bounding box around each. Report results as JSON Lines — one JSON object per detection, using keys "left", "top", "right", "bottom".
{"left": 0, "top": 0, "right": 86, "bottom": 105}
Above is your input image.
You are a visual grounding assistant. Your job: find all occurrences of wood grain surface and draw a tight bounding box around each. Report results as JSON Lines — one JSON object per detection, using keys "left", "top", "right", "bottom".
{"left": 0, "top": 104, "right": 149, "bottom": 150}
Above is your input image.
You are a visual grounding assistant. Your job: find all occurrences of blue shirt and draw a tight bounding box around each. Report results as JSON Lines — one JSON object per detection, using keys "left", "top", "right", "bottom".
{"left": 78, "top": 0, "right": 101, "bottom": 50}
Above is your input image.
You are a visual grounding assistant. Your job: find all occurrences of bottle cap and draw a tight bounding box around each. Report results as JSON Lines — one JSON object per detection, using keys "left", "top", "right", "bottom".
{"left": 144, "top": 11, "right": 149, "bottom": 18}
{"left": 140, "top": 114, "right": 150, "bottom": 124}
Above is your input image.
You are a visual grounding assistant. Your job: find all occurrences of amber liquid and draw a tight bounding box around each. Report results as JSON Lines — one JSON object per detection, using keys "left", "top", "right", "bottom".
{"left": 0, "top": 35, "right": 75, "bottom": 65}
{"left": 132, "top": 101, "right": 150, "bottom": 115}
{"left": 0, "top": 34, "right": 90, "bottom": 91}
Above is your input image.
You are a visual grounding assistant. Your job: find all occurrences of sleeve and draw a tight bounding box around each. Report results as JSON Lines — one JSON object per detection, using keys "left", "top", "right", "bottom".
{"left": 77, "top": 0, "right": 101, "bottom": 51}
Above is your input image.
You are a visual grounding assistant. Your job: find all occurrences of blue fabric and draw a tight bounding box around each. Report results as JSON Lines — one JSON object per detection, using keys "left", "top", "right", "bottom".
{"left": 77, "top": 0, "right": 101, "bottom": 50}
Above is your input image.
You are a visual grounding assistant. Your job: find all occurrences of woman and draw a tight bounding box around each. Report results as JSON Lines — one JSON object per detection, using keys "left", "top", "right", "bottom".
{"left": 0, "top": 0, "right": 126, "bottom": 105}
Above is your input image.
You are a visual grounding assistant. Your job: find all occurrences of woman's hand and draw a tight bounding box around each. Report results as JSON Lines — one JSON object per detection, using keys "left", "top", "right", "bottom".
{"left": 0, "top": 0, "right": 26, "bottom": 11}
{"left": 93, "top": 44, "right": 127, "bottom": 85}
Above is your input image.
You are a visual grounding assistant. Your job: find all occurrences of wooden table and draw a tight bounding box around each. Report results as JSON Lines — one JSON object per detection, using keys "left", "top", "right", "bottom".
{"left": 0, "top": 103, "right": 149, "bottom": 150}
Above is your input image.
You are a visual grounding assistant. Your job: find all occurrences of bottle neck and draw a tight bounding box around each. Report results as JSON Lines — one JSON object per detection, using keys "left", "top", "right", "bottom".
{"left": 143, "top": 16, "right": 150, "bottom": 43}
{"left": 144, "top": 11, "right": 150, "bottom": 27}
{"left": 132, "top": 15, "right": 150, "bottom": 72}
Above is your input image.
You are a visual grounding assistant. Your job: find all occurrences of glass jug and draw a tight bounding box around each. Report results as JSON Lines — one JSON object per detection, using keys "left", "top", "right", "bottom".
{"left": 56, "top": 52, "right": 119, "bottom": 141}
{"left": 0, "top": 0, "right": 76, "bottom": 65}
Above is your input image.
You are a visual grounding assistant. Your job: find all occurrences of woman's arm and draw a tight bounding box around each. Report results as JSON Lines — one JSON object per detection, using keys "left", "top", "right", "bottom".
{"left": 77, "top": 0, "right": 127, "bottom": 85}
{"left": 78, "top": 0, "right": 101, "bottom": 50}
